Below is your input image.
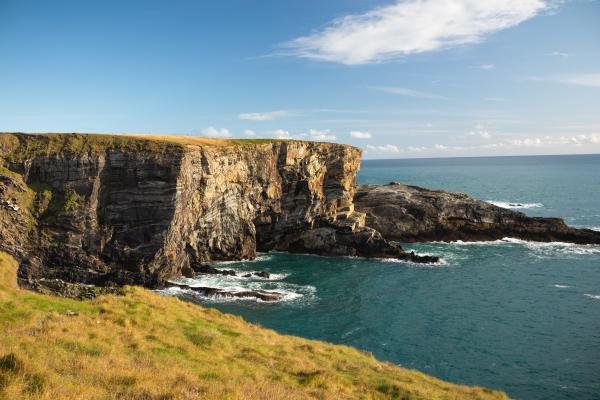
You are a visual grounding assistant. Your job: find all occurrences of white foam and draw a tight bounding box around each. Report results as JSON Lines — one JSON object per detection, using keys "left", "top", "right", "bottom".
{"left": 213, "top": 253, "right": 274, "bottom": 265}
{"left": 437, "top": 237, "right": 600, "bottom": 256}
{"left": 486, "top": 200, "right": 544, "bottom": 209}
{"left": 584, "top": 294, "right": 600, "bottom": 300}
{"left": 379, "top": 252, "right": 447, "bottom": 267}
{"left": 159, "top": 272, "right": 315, "bottom": 304}
{"left": 553, "top": 284, "right": 571, "bottom": 289}
{"left": 501, "top": 238, "right": 600, "bottom": 256}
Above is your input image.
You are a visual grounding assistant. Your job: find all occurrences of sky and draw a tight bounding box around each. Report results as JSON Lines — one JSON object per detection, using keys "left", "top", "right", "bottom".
{"left": 1, "top": 0, "right": 599, "bottom": 159}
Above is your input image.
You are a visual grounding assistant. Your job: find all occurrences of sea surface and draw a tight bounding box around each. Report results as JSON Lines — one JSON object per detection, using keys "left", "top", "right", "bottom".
{"left": 164, "top": 154, "right": 600, "bottom": 400}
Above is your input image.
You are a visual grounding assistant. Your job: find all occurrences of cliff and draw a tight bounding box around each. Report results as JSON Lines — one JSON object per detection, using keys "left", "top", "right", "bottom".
{"left": 354, "top": 183, "right": 600, "bottom": 244}
{"left": 0, "top": 133, "right": 429, "bottom": 289}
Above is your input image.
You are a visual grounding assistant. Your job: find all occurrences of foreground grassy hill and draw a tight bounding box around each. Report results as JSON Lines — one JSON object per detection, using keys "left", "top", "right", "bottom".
{"left": 0, "top": 252, "right": 508, "bottom": 400}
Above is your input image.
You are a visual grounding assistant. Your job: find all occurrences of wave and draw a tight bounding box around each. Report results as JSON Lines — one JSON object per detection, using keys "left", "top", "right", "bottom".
{"left": 213, "top": 253, "right": 274, "bottom": 265}
{"left": 584, "top": 294, "right": 600, "bottom": 300}
{"left": 500, "top": 238, "right": 600, "bottom": 256}
{"left": 553, "top": 284, "right": 571, "bottom": 289}
{"left": 424, "top": 238, "right": 600, "bottom": 261}
{"left": 158, "top": 272, "right": 315, "bottom": 304}
{"left": 485, "top": 200, "right": 544, "bottom": 209}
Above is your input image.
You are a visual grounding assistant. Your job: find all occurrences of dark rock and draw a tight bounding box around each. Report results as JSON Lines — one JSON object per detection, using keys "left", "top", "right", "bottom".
{"left": 167, "top": 282, "right": 284, "bottom": 302}
{"left": 253, "top": 271, "right": 270, "bottom": 278}
{"left": 193, "top": 263, "right": 237, "bottom": 276}
{"left": 354, "top": 183, "right": 600, "bottom": 245}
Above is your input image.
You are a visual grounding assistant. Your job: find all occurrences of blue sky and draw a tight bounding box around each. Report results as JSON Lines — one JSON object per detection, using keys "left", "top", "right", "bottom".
{"left": 1, "top": 0, "right": 599, "bottom": 158}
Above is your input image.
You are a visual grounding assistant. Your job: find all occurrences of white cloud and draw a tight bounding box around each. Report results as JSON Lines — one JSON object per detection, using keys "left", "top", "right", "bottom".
{"left": 527, "top": 73, "right": 600, "bottom": 88}
{"left": 366, "top": 133, "right": 600, "bottom": 157}
{"left": 350, "top": 130, "right": 373, "bottom": 139}
{"left": 271, "top": 129, "right": 291, "bottom": 139}
{"left": 244, "top": 129, "right": 256, "bottom": 136}
{"left": 475, "top": 64, "right": 496, "bottom": 70}
{"left": 366, "top": 144, "right": 401, "bottom": 154}
{"left": 369, "top": 86, "right": 447, "bottom": 100}
{"left": 506, "top": 133, "right": 600, "bottom": 146}
{"left": 464, "top": 125, "right": 493, "bottom": 140}
{"left": 282, "top": 0, "right": 549, "bottom": 65}
{"left": 547, "top": 51, "right": 571, "bottom": 57}
{"left": 484, "top": 97, "right": 510, "bottom": 102}
{"left": 238, "top": 110, "right": 288, "bottom": 121}
{"left": 201, "top": 127, "right": 231, "bottom": 138}
{"left": 303, "top": 129, "right": 337, "bottom": 141}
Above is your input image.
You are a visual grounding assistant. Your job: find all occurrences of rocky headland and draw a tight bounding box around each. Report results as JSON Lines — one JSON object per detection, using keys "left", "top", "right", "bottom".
{"left": 1, "top": 133, "right": 597, "bottom": 298}
{"left": 354, "top": 182, "right": 600, "bottom": 244}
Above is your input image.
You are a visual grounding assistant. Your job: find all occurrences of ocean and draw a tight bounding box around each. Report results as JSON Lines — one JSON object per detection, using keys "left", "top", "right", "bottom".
{"left": 165, "top": 154, "right": 600, "bottom": 400}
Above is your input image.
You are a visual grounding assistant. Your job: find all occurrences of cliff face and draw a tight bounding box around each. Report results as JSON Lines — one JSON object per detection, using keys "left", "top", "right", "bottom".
{"left": 0, "top": 133, "right": 419, "bottom": 287}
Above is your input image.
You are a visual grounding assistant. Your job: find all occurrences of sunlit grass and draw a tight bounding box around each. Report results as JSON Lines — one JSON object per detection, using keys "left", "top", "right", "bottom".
{"left": 0, "top": 251, "right": 508, "bottom": 399}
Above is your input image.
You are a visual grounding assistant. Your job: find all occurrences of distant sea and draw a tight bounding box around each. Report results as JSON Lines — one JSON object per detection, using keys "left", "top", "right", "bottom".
{"left": 165, "top": 154, "right": 600, "bottom": 400}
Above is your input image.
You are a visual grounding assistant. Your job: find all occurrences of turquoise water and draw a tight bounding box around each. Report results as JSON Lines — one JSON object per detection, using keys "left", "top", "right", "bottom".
{"left": 169, "top": 154, "right": 600, "bottom": 400}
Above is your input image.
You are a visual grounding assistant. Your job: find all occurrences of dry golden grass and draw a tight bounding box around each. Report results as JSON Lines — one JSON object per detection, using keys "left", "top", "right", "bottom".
{"left": 0, "top": 252, "right": 509, "bottom": 400}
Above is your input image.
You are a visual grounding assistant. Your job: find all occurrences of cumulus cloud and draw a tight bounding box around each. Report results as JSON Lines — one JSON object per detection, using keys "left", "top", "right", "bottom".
{"left": 264, "top": 128, "right": 337, "bottom": 141}
{"left": 369, "top": 86, "right": 446, "bottom": 99}
{"left": 526, "top": 73, "right": 600, "bottom": 87}
{"left": 271, "top": 129, "right": 291, "bottom": 139}
{"left": 474, "top": 64, "right": 496, "bottom": 70}
{"left": 238, "top": 110, "right": 288, "bottom": 121}
{"left": 350, "top": 130, "right": 373, "bottom": 139}
{"left": 244, "top": 129, "right": 256, "bottom": 136}
{"left": 201, "top": 127, "right": 231, "bottom": 138}
{"left": 282, "top": 0, "right": 549, "bottom": 65}
{"left": 302, "top": 129, "right": 336, "bottom": 141}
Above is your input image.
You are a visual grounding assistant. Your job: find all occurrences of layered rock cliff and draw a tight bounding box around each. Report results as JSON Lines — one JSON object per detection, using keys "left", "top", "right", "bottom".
{"left": 354, "top": 182, "right": 600, "bottom": 244}
{"left": 0, "top": 133, "right": 428, "bottom": 288}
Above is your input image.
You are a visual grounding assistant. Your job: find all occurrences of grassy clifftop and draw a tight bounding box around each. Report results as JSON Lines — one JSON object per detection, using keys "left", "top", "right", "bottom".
{"left": 0, "top": 132, "right": 353, "bottom": 164}
{"left": 0, "top": 251, "right": 508, "bottom": 400}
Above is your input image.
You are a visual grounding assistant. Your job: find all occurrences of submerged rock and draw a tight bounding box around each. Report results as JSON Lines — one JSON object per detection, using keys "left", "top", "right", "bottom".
{"left": 354, "top": 183, "right": 600, "bottom": 244}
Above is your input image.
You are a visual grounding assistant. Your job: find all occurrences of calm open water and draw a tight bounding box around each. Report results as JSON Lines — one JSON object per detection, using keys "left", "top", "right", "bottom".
{"left": 168, "top": 154, "right": 600, "bottom": 400}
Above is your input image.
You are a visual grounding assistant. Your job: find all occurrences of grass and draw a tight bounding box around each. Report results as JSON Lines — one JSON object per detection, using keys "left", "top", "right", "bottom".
{"left": 0, "top": 251, "right": 509, "bottom": 400}
{"left": 0, "top": 133, "right": 357, "bottom": 164}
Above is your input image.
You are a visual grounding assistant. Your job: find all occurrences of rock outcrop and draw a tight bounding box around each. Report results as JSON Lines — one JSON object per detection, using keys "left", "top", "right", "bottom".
{"left": 0, "top": 133, "right": 431, "bottom": 288}
{"left": 354, "top": 183, "right": 600, "bottom": 244}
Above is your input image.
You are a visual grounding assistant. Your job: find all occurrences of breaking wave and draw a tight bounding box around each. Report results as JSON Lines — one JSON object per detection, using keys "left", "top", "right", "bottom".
{"left": 157, "top": 261, "right": 315, "bottom": 303}
{"left": 486, "top": 200, "right": 544, "bottom": 209}
{"left": 584, "top": 294, "right": 600, "bottom": 300}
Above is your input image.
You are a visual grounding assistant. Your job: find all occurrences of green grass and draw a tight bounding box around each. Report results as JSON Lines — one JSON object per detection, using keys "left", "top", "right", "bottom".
{"left": 0, "top": 251, "right": 509, "bottom": 399}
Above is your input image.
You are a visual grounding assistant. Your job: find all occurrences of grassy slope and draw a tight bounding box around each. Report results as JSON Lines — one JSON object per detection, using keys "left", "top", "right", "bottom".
{"left": 0, "top": 252, "right": 507, "bottom": 400}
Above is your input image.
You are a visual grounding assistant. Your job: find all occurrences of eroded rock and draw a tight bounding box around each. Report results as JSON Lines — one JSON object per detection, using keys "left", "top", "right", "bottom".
{"left": 354, "top": 183, "right": 600, "bottom": 244}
